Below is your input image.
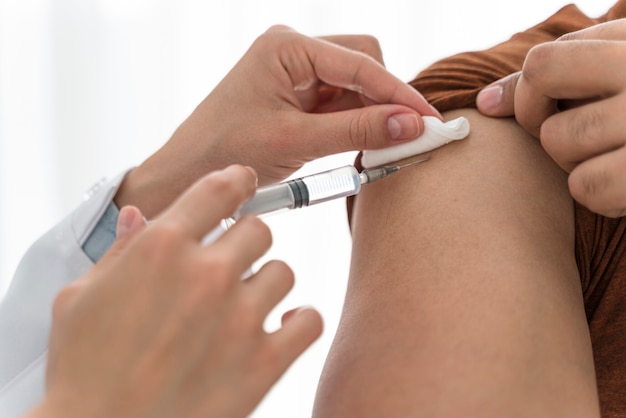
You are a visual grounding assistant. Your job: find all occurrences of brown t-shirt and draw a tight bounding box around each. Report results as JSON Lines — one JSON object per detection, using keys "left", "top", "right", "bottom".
{"left": 351, "top": 2, "right": 626, "bottom": 416}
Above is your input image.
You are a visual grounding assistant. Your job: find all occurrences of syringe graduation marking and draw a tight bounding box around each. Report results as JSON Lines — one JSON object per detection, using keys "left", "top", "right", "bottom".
{"left": 305, "top": 173, "right": 357, "bottom": 201}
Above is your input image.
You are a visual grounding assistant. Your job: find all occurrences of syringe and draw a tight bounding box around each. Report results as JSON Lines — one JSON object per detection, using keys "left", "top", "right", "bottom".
{"left": 230, "top": 158, "right": 428, "bottom": 220}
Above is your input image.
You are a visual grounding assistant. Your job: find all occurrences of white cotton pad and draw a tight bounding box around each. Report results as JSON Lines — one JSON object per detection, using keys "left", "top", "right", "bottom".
{"left": 361, "top": 116, "right": 470, "bottom": 168}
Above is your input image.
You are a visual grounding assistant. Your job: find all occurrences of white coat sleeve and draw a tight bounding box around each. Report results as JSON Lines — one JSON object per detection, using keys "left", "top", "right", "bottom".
{"left": 0, "top": 170, "right": 130, "bottom": 418}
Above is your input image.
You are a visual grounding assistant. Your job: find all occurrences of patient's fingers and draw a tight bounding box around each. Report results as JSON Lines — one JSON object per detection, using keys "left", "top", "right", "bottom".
{"left": 514, "top": 40, "right": 626, "bottom": 138}
{"left": 558, "top": 19, "right": 626, "bottom": 42}
{"left": 476, "top": 72, "right": 520, "bottom": 118}
{"left": 540, "top": 95, "right": 626, "bottom": 173}
{"left": 477, "top": 19, "right": 626, "bottom": 128}
{"left": 569, "top": 146, "right": 626, "bottom": 218}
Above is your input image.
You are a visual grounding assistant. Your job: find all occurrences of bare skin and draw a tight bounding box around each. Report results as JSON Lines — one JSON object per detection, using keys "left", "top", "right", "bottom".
{"left": 313, "top": 108, "right": 599, "bottom": 417}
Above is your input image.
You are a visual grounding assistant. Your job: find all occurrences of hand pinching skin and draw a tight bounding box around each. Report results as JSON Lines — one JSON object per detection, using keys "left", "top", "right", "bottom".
{"left": 477, "top": 20, "right": 626, "bottom": 217}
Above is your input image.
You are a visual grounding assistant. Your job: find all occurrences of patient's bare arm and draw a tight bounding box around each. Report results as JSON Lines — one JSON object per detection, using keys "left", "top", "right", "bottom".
{"left": 313, "top": 109, "right": 599, "bottom": 417}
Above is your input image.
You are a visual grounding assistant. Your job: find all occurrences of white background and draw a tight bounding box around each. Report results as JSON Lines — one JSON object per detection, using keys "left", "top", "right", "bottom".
{"left": 0, "top": 0, "right": 616, "bottom": 416}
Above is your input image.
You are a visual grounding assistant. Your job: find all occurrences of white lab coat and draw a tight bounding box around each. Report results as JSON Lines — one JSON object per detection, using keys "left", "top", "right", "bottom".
{"left": 0, "top": 171, "right": 128, "bottom": 418}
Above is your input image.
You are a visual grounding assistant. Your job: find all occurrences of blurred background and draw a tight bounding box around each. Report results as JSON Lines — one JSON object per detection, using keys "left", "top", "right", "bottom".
{"left": 0, "top": 0, "right": 616, "bottom": 416}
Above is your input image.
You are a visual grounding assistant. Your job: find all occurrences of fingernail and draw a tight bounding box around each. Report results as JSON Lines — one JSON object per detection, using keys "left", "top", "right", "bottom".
{"left": 388, "top": 113, "right": 419, "bottom": 142}
{"left": 244, "top": 166, "right": 258, "bottom": 187}
{"left": 117, "top": 206, "right": 137, "bottom": 237}
{"left": 281, "top": 305, "right": 315, "bottom": 324}
{"left": 477, "top": 84, "right": 503, "bottom": 111}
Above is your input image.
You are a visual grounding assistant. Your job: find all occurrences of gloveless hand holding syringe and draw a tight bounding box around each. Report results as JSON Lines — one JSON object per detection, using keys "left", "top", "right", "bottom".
{"left": 228, "top": 116, "right": 471, "bottom": 221}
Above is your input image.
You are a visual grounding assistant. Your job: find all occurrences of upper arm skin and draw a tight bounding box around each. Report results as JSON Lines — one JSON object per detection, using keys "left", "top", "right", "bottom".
{"left": 312, "top": 109, "right": 599, "bottom": 417}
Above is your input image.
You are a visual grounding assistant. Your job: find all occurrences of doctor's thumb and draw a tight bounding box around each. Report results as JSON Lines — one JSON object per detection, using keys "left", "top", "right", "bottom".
{"left": 476, "top": 72, "right": 520, "bottom": 118}
{"left": 116, "top": 205, "right": 146, "bottom": 239}
{"left": 91, "top": 206, "right": 146, "bottom": 266}
{"left": 306, "top": 105, "right": 426, "bottom": 157}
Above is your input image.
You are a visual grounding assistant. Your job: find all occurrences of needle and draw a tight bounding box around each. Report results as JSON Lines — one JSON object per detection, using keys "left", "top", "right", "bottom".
{"left": 359, "top": 157, "right": 430, "bottom": 184}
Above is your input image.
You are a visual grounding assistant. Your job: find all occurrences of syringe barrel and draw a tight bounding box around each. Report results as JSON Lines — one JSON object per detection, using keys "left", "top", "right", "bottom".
{"left": 302, "top": 165, "right": 361, "bottom": 205}
{"left": 236, "top": 182, "right": 296, "bottom": 218}
{"left": 234, "top": 165, "right": 362, "bottom": 219}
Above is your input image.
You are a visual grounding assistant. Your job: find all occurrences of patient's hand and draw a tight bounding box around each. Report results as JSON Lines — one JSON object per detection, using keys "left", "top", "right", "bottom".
{"left": 477, "top": 19, "right": 626, "bottom": 218}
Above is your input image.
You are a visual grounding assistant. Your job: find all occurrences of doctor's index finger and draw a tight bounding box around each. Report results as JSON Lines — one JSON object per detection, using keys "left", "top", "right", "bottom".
{"left": 305, "top": 36, "right": 441, "bottom": 119}
{"left": 158, "top": 165, "right": 258, "bottom": 242}
{"left": 317, "top": 34, "right": 385, "bottom": 65}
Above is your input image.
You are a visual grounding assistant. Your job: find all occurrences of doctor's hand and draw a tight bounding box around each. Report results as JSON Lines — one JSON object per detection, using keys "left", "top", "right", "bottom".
{"left": 29, "top": 165, "right": 322, "bottom": 418}
{"left": 115, "top": 25, "right": 440, "bottom": 219}
{"left": 476, "top": 20, "right": 626, "bottom": 218}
